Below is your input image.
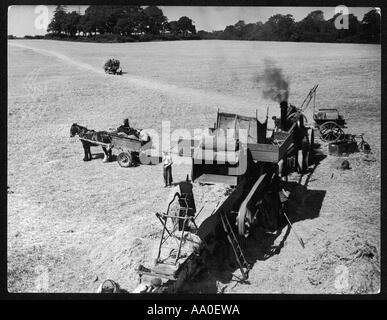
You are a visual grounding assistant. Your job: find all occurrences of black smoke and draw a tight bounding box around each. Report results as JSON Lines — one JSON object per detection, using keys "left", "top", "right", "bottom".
{"left": 256, "top": 59, "right": 290, "bottom": 103}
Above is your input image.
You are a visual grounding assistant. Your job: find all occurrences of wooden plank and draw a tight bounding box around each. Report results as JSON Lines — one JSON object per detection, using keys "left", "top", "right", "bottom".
{"left": 196, "top": 177, "right": 246, "bottom": 239}
{"left": 273, "top": 131, "right": 290, "bottom": 141}
{"left": 218, "top": 112, "right": 256, "bottom": 122}
{"left": 194, "top": 201, "right": 220, "bottom": 227}
{"left": 195, "top": 174, "right": 237, "bottom": 186}
{"left": 248, "top": 143, "right": 279, "bottom": 163}
{"left": 110, "top": 135, "right": 142, "bottom": 152}
{"left": 279, "top": 129, "right": 295, "bottom": 160}
{"left": 250, "top": 150, "right": 278, "bottom": 163}
{"left": 192, "top": 150, "right": 239, "bottom": 164}
{"left": 138, "top": 264, "right": 178, "bottom": 280}
{"left": 248, "top": 142, "right": 278, "bottom": 152}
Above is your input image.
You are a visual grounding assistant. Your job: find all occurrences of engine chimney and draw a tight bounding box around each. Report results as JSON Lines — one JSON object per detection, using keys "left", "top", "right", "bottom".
{"left": 280, "top": 101, "right": 288, "bottom": 131}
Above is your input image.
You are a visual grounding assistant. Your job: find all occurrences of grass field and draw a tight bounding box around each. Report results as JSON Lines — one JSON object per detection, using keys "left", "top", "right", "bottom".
{"left": 7, "top": 39, "right": 381, "bottom": 293}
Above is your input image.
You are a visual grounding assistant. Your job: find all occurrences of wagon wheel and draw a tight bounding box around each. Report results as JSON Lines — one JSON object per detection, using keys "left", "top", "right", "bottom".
{"left": 319, "top": 121, "right": 344, "bottom": 142}
{"left": 237, "top": 206, "right": 254, "bottom": 238}
{"left": 117, "top": 152, "right": 134, "bottom": 168}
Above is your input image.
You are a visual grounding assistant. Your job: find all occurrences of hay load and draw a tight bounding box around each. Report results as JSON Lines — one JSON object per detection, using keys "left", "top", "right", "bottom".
{"left": 104, "top": 58, "right": 122, "bottom": 75}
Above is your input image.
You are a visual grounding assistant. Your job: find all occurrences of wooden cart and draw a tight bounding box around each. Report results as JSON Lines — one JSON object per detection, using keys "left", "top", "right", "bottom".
{"left": 110, "top": 133, "right": 153, "bottom": 168}
{"left": 313, "top": 108, "right": 346, "bottom": 142}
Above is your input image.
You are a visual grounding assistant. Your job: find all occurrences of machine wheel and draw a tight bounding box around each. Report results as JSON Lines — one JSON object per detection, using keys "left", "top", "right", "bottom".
{"left": 318, "top": 121, "right": 344, "bottom": 142}
{"left": 237, "top": 206, "right": 253, "bottom": 238}
{"left": 117, "top": 152, "right": 134, "bottom": 168}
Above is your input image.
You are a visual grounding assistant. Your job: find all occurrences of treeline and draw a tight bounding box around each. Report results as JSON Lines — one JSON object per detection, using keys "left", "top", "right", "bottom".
{"left": 11, "top": 6, "right": 380, "bottom": 44}
{"left": 45, "top": 5, "right": 198, "bottom": 41}
{"left": 199, "top": 9, "right": 381, "bottom": 44}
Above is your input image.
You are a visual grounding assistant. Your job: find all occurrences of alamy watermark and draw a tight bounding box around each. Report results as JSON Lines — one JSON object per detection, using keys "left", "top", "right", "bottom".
{"left": 136, "top": 121, "right": 249, "bottom": 175}
{"left": 334, "top": 5, "right": 349, "bottom": 30}
{"left": 23, "top": 67, "right": 48, "bottom": 101}
{"left": 34, "top": 5, "right": 49, "bottom": 31}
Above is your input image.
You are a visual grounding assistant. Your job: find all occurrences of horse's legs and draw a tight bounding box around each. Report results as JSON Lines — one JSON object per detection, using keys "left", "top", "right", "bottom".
{"left": 102, "top": 147, "right": 109, "bottom": 163}
{"left": 82, "top": 142, "right": 89, "bottom": 161}
{"left": 87, "top": 146, "right": 92, "bottom": 161}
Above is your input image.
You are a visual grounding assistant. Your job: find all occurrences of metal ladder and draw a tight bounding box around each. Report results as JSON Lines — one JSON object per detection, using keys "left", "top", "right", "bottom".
{"left": 220, "top": 211, "right": 251, "bottom": 281}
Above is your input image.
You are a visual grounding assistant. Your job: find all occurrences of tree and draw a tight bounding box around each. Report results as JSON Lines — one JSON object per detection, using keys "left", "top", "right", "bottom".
{"left": 292, "top": 10, "right": 335, "bottom": 42}
{"left": 113, "top": 6, "right": 147, "bottom": 35}
{"left": 82, "top": 5, "right": 120, "bottom": 34}
{"left": 143, "top": 6, "right": 167, "bottom": 35}
{"left": 47, "top": 5, "right": 67, "bottom": 35}
{"left": 125, "top": 6, "right": 147, "bottom": 34}
{"left": 177, "top": 16, "right": 196, "bottom": 35}
{"left": 361, "top": 9, "right": 381, "bottom": 43}
{"left": 234, "top": 20, "right": 245, "bottom": 30}
{"left": 246, "top": 22, "right": 264, "bottom": 40}
{"left": 167, "top": 20, "right": 179, "bottom": 35}
{"left": 63, "top": 11, "right": 81, "bottom": 36}
{"left": 83, "top": 6, "right": 105, "bottom": 35}
{"left": 265, "top": 14, "right": 295, "bottom": 40}
{"left": 301, "top": 10, "right": 326, "bottom": 33}
{"left": 329, "top": 13, "right": 361, "bottom": 41}
{"left": 222, "top": 25, "right": 238, "bottom": 39}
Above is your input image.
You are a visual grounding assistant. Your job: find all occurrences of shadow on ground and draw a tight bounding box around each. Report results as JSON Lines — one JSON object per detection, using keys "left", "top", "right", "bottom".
{"left": 182, "top": 150, "right": 327, "bottom": 293}
{"left": 92, "top": 153, "right": 117, "bottom": 161}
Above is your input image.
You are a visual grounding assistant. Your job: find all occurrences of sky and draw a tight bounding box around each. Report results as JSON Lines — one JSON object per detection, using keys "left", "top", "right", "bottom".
{"left": 7, "top": 5, "right": 379, "bottom": 37}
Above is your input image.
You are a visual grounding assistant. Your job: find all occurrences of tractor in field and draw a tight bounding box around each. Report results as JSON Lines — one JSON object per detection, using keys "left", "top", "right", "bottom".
{"left": 104, "top": 58, "right": 122, "bottom": 75}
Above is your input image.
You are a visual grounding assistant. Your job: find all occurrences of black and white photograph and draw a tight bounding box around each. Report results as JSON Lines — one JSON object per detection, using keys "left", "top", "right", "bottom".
{"left": 6, "top": 3, "right": 381, "bottom": 295}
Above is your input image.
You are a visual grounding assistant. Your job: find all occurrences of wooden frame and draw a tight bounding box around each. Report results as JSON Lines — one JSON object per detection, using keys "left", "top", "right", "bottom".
{"left": 247, "top": 122, "right": 296, "bottom": 163}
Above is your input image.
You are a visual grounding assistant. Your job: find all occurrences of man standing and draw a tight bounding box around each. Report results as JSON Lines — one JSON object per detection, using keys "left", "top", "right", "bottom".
{"left": 162, "top": 151, "right": 173, "bottom": 187}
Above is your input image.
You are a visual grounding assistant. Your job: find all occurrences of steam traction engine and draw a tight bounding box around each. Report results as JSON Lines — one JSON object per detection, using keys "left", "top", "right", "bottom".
{"left": 137, "top": 105, "right": 312, "bottom": 293}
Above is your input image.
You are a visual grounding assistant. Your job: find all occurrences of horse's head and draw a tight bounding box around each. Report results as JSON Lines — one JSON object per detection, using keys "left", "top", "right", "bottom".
{"left": 70, "top": 123, "right": 79, "bottom": 137}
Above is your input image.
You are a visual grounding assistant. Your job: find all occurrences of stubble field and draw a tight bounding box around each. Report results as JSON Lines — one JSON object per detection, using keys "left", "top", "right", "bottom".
{"left": 7, "top": 39, "right": 380, "bottom": 293}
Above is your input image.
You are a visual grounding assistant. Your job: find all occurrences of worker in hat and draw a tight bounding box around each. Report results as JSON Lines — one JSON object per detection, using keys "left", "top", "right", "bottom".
{"left": 116, "top": 118, "right": 137, "bottom": 136}
{"left": 162, "top": 151, "right": 173, "bottom": 187}
{"left": 116, "top": 118, "right": 130, "bottom": 130}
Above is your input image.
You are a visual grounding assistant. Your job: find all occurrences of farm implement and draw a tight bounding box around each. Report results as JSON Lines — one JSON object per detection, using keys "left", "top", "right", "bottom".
{"left": 298, "top": 84, "right": 347, "bottom": 143}
{"left": 136, "top": 103, "right": 314, "bottom": 293}
{"left": 104, "top": 58, "right": 122, "bottom": 75}
{"left": 70, "top": 121, "right": 155, "bottom": 167}
{"left": 304, "top": 85, "right": 371, "bottom": 154}
{"left": 78, "top": 133, "right": 154, "bottom": 167}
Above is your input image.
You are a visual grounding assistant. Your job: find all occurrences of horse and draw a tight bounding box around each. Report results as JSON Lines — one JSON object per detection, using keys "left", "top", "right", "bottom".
{"left": 70, "top": 123, "right": 112, "bottom": 162}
